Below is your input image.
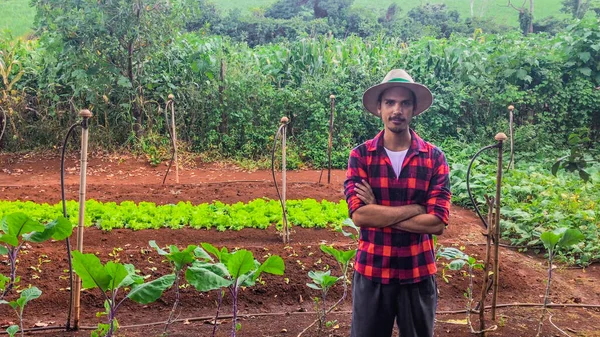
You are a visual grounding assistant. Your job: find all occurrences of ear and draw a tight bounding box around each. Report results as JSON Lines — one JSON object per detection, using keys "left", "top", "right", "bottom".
{"left": 376, "top": 102, "right": 382, "bottom": 117}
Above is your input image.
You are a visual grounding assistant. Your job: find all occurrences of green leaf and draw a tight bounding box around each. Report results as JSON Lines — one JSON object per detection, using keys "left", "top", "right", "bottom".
{"left": 149, "top": 240, "right": 168, "bottom": 256}
{"left": 0, "top": 245, "right": 7, "bottom": 255}
{"left": 307, "top": 283, "right": 321, "bottom": 290}
{"left": 71, "top": 251, "right": 111, "bottom": 291}
{"left": 25, "top": 217, "right": 73, "bottom": 242}
{"left": 320, "top": 245, "right": 342, "bottom": 262}
{"left": 105, "top": 261, "right": 130, "bottom": 290}
{"left": 226, "top": 250, "right": 255, "bottom": 279}
{"left": 127, "top": 274, "right": 176, "bottom": 304}
{"left": 557, "top": 229, "right": 584, "bottom": 248}
{"left": 448, "top": 259, "right": 467, "bottom": 270}
{"left": 6, "top": 325, "right": 19, "bottom": 337}
{"left": 185, "top": 265, "right": 232, "bottom": 292}
{"left": 540, "top": 231, "right": 560, "bottom": 250}
{"left": 170, "top": 247, "right": 197, "bottom": 271}
{"left": 16, "top": 287, "right": 42, "bottom": 308}
{"left": 0, "top": 273, "right": 9, "bottom": 291}
{"left": 201, "top": 242, "right": 222, "bottom": 261}
{"left": 578, "top": 67, "right": 592, "bottom": 76}
{"left": 0, "top": 213, "right": 44, "bottom": 246}
{"left": 256, "top": 255, "right": 285, "bottom": 278}
{"left": 193, "top": 247, "right": 213, "bottom": 261}
{"left": 578, "top": 52, "right": 591, "bottom": 62}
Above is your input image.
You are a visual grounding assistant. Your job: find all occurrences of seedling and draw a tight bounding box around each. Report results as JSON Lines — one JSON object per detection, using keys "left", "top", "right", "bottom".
{"left": 536, "top": 228, "right": 584, "bottom": 337}
{"left": 185, "top": 243, "right": 285, "bottom": 337}
{"left": 0, "top": 286, "right": 42, "bottom": 337}
{"left": 0, "top": 213, "right": 72, "bottom": 299}
{"left": 149, "top": 240, "right": 206, "bottom": 335}
{"left": 307, "top": 270, "right": 339, "bottom": 335}
{"left": 71, "top": 251, "right": 175, "bottom": 337}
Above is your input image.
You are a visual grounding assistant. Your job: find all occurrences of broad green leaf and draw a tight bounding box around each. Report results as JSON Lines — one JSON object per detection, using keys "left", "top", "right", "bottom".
{"left": 540, "top": 231, "right": 560, "bottom": 250}
{"left": 557, "top": 229, "right": 584, "bottom": 248}
{"left": 149, "top": 240, "right": 168, "bottom": 256}
{"left": 226, "top": 250, "right": 255, "bottom": 279}
{"left": 105, "top": 261, "right": 130, "bottom": 290}
{"left": 308, "top": 270, "right": 339, "bottom": 288}
{"left": 201, "top": 242, "right": 221, "bottom": 261}
{"left": 16, "top": 287, "right": 42, "bottom": 308}
{"left": 122, "top": 264, "right": 144, "bottom": 287}
{"left": 307, "top": 283, "right": 321, "bottom": 290}
{"left": 448, "top": 259, "right": 467, "bottom": 270}
{"left": 186, "top": 266, "right": 232, "bottom": 292}
{"left": 194, "top": 247, "right": 213, "bottom": 262}
{"left": 127, "top": 274, "right": 175, "bottom": 304}
{"left": 72, "top": 251, "right": 111, "bottom": 291}
{"left": 578, "top": 67, "right": 592, "bottom": 76}
{"left": 6, "top": 325, "right": 19, "bottom": 337}
{"left": 320, "top": 245, "right": 342, "bottom": 262}
{"left": 25, "top": 217, "right": 73, "bottom": 242}
{"left": 0, "top": 213, "right": 44, "bottom": 246}
{"left": 0, "top": 245, "right": 7, "bottom": 255}
{"left": 342, "top": 249, "right": 357, "bottom": 263}
{"left": 171, "top": 248, "right": 197, "bottom": 271}
{"left": 256, "top": 255, "right": 285, "bottom": 277}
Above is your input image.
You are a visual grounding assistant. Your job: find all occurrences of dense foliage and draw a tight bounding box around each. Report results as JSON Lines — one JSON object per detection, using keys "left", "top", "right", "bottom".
{"left": 1, "top": 14, "right": 599, "bottom": 167}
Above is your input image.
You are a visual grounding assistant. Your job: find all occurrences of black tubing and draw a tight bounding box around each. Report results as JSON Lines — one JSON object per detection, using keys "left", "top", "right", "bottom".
{"left": 466, "top": 143, "right": 499, "bottom": 230}
{"left": 60, "top": 122, "right": 80, "bottom": 331}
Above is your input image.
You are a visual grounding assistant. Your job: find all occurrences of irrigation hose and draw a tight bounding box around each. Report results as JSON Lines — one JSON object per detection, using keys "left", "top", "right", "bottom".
{"left": 60, "top": 122, "right": 81, "bottom": 331}
{"left": 162, "top": 100, "right": 175, "bottom": 185}
{"left": 466, "top": 143, "right": 499, "bottom": 229}
{"left": 2, "top": 302, "right": 600, "bottom": 335}
{"left": 271, "top": 124, "right": 288, "bottom": 239}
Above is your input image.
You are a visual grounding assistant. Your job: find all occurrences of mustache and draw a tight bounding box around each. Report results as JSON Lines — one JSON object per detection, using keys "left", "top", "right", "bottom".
{"left": 389, "top": 116, "right": 406, "bottom": 121}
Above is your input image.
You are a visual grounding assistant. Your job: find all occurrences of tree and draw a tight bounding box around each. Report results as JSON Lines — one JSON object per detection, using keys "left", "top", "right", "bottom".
{"left": 33, "top": 0, "right": 183, "bottom": 137}
{"left": 506, "top": 0, "right": 534, "bottom": 34}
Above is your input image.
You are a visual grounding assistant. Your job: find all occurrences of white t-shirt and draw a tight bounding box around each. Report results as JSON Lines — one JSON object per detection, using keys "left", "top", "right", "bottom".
{"left": 384, "top": 148, "right": 408, "bottom": 178}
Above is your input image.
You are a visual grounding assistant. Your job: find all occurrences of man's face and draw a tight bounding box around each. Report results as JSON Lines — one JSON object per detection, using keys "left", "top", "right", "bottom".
{"left": 377, "top": 86, "right": 415, "bottom": 134}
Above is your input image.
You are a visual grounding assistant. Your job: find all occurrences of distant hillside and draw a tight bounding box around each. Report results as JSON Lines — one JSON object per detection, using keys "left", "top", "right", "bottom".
{"left": 0, "top": 0, "right": 567, "bottom": 38}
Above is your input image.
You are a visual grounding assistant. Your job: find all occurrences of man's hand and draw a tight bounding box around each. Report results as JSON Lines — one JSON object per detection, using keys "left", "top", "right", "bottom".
{"left": 355, "top": 179, "right": 376, "bottom": 205}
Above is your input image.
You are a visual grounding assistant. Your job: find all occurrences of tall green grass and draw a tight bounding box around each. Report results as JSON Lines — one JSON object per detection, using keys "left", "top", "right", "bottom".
{"left": 0, "top": 0, "right": 569, "bottom": 37}
{"left": 0, "top": 0, "right": 35, "bottom": 37}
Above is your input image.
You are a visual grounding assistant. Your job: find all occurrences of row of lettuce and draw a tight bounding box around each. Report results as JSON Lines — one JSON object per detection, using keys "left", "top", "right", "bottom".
{"left": 1, "top": 156, "right": 598, "bottom": 264}
{"left": 0, "top": 198, "right": 349, "bottom": 232}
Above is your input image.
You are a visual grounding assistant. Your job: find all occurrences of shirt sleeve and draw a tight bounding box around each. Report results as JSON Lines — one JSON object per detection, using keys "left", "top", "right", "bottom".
{"left": 426, "top": 150, "right": 452, "bottom": 225}
{"left": 343, "top": 148, "right": 368, "bottom": 218}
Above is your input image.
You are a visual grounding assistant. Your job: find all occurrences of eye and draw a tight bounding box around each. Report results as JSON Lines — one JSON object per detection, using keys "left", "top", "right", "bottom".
{"left": 401, "top": 101, "right": 413, "bottom": 107}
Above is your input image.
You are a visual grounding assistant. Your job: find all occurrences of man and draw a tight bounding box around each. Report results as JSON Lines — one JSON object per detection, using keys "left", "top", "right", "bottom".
{"left": 344, "top": 69, "right": 451, "bottom": 337}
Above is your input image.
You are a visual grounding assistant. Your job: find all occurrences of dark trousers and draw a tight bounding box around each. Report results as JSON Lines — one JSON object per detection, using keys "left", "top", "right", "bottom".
{"left": 350, "top": 272, "right": 437, "bottom": 337}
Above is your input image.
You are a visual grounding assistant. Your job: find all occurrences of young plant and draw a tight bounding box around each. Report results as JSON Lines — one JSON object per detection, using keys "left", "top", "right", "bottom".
{"left": 0, "top": 287, "right": 41, "bottom": 337}
{"left": 149, "top": 240, "right": 203, "bottom": 335}
{"left": 0, "top": 213, "right": 72, "bottom": 299}
{"left": 536, "top": 228, "right": 584, "bottom": 337}
{"left": 71, "top": 251, "right": 175, "bottom": 337}
{"left": 307, "top": 270, "right": 339, "bottom": 336}
{"left": 436, "top": 247, "right": 496, "bottom": 334}
{"left": 299, "top": 243, "right": 357, "bottom": 337}
{"left": 185, "top": 243, "right": 285, "bottom": 337}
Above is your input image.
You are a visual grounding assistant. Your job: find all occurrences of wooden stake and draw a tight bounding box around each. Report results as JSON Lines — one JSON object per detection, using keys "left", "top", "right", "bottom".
{"left": 479, "top": 195, "right": 495, "bottom": 336}
{"left": 281, "top": 117, "right": 289, "bottom": 244}
{"left": 507, "top": 105, "right": 515, "bottom": 170}
{"left": 73, "top": 109, "right": 93, "bottom": 329}
{"left": 491, "top": 132, "right": 507, "bottom": 320}
{"left": 327, "top": 95, "right": 335, "bottom": 184}
{"left": 168, "top": 94, "right": 179, "bottom": 183}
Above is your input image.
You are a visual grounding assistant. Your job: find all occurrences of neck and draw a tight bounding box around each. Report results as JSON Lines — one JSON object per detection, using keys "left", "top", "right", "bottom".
{"left": 383, "top": 128, "right": 411, "bottom": 151}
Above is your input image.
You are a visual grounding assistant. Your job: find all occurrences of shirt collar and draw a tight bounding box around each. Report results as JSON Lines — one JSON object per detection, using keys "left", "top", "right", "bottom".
{"left": 366, "top": 129, "right": 428, "bottom": 153}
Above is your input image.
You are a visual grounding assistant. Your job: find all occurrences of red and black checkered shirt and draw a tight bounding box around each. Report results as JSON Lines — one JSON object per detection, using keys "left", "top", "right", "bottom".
{"left": 344, "top": 129, "right": 451, "bottom": 284}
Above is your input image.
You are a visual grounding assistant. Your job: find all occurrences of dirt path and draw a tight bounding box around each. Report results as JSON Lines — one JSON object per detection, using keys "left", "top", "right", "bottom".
{"left": 1, "top": 153, "right": 599, "bottom": 337}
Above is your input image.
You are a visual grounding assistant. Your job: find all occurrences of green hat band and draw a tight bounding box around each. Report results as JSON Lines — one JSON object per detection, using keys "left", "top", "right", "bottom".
{"left": 388, "top": 78, "right": 411, "bottom": 83}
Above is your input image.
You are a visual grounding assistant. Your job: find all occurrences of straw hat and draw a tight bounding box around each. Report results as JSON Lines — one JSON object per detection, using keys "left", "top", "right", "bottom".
{"left": 362, "top": 69, "right": 433, "bottom": 117}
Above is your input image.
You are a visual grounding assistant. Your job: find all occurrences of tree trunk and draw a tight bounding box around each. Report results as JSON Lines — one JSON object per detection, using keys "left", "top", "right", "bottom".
{"left": 127, "top": 40, "right": 142, "bottom": 137}
{"left": 471, "top": 0, "right": 475, "bottom": 17}
{"left": 528, "top": 0, "right": 534, "bottom": 33}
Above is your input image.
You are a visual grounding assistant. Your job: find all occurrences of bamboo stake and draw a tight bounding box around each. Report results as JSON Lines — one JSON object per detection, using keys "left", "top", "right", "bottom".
{"left": 73, "top": 109, "right": 93, "bottom": 329}
{"left": 507, "top": 105, "right": 515, "bottom": 170}
{"left": 281, "top": 116, "right": 289, "bottom": 244}
{"left": 327, "top": 95, "right": 335, "bottom": 184}
{"left": 168, "top": 94, "right": 179, "bottom": 183}
{"left": 478, "top": 195, "right": 495, "bottom": 335}
{"left": 491, "top": 132, "right": 507, "bottom": 320}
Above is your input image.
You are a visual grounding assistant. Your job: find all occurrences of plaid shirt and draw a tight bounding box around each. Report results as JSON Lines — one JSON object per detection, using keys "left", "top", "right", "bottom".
{"left": 344, "top": 129, "right": 451, "bottom": 284}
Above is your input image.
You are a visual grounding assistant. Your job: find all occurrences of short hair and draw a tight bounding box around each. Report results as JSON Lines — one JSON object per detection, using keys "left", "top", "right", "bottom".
{"left": 377, "top": 87, "right": 417, "bottom": 107}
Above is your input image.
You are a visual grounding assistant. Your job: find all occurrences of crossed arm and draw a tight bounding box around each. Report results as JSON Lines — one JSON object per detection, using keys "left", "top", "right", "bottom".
{"left": 351, "top": 180, "right": 445, "bottom": 235}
